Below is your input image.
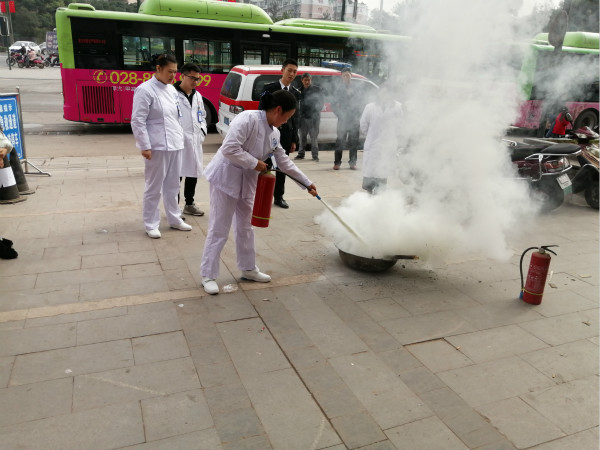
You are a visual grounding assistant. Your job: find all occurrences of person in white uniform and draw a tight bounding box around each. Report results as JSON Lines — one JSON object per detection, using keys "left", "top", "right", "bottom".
{"left": 131, "top": 53, "right": 192, "bottom": 238}
{"left": 200, "top": 90, "right": 318, "bottom": 295}
{"left": 174, "top": 62, "right": 207, "bottom": 216}
{"left": 359, "top": 85, "right": 404, "bottom": 194}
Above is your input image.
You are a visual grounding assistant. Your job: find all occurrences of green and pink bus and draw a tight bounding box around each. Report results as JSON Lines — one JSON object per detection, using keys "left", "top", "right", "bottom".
{"left": 55, "top": 0, "right": 407, "bottom": 126}
{"left": 513, "top": 31, "right": 598, "bottom": 134}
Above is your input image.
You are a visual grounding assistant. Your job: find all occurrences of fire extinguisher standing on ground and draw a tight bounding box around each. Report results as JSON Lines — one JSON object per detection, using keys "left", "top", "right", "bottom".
{"left": 519, "top": 245, "right": 558, "bottom": 305}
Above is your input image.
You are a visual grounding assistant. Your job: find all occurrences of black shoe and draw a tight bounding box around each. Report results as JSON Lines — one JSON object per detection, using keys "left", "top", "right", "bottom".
{"left": 312, "top": 157, "right": 319, "bottom": 162}
{"left": 294, "top": 155, "right": 305, "bottom": 160}
{"left": 274, "top": 198, "right": 289, "bottom": 209}
{"left": 0, "top": 238, "right": 13, "bottom": 248}
{"left": 0, "top": 240, "right": 17, "bottom": 259}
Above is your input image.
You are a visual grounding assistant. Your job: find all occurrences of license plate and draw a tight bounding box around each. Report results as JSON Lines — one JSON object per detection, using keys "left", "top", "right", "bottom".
{"left": 557, "top": 174, "right": 572, "bottom": 189}
{"left": 224, "top": 117, "right": 230, "bottom": 125}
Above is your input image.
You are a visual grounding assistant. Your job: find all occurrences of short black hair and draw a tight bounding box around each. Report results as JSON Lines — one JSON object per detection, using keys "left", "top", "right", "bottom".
{"left": 154, "top": 53, "right": 177, "bottom": 67}
{"left": 301, "top": 73, "right": 312, "bottom": 79}
{"left": 261, "top": 89, "right": 297, "bottom": 112}
{"left": 181, "top": 62, "right": 201, "bottom": 74}
{"left": 282, "top": 58, "right": 298, "bottom": 69}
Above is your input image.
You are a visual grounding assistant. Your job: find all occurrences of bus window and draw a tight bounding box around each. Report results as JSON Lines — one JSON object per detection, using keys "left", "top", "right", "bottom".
{"left": 183, "top": 39, "right": 233, "bottom": 73}
{"left": 269, "top": 51, "right": 287, "bottom": 65}
{"left": 297, "top": 45, "right": 343, "bottom": 67}
{"left": 122, "top": 36, "right": 174, "bottom": 70}
{"left": 243, "top": 47, "right": 262, "bottom": 65}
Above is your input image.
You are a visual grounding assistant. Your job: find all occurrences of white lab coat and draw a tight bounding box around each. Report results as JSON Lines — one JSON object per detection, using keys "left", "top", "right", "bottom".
{"left": 131, "top": 76, "right": 185, "bottom": 231}
{"left": 177, "top": 88, "right": 207, "bottom": 178}
{"left": 200, "top": 110, "right": 312, "bottom": 279}
{"left": 360, "top": 100, "right": 404, "bottom": 179}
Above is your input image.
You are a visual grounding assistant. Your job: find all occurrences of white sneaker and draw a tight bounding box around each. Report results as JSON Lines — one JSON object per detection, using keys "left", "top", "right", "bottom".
{"left": 202, "top": 278, "right": 219, "bottom": 295}
{"left": 170, "top": 222, "right": 192, "bottom": 231}
{"left": 241, "top": 266, "right": 271, "bottom": 283}
{"left": 146, "top": 228, "right": 161, "bottom": 239}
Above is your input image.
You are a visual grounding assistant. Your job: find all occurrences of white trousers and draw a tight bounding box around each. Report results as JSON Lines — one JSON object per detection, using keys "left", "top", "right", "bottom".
{"left": 143, "top": 150, "right": 183, "bottom": 230}
{"left": 200, "top": 183, "right": 255, "bottom": 279}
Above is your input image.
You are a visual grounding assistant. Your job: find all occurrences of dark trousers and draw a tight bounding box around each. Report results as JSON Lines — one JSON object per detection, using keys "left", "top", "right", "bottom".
{"left": 334, "top": 119, "right": 359, "bottom": 166}
{"left": 274, "top": 149, "right": 289, "bottom": 200}
{"left": 179, "top": 177, "right": 197, "bottom": 205}
{"left": 298, "top": 117, "right": 320, "bottom": 158}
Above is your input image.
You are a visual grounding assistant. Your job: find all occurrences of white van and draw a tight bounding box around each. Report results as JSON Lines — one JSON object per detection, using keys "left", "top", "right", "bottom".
{"left": 216, "top": 65, "right": 378, "bottom": 143}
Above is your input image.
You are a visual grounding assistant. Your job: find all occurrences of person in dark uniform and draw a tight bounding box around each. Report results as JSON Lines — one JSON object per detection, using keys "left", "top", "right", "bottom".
{"left": 259, "top": 58, "right": 300, "bottom": 209}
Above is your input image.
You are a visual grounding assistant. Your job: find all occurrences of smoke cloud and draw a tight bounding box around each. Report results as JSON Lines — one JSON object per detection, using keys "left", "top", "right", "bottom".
{"left": 317, "top": 0, "right": 539, "bottom": 263}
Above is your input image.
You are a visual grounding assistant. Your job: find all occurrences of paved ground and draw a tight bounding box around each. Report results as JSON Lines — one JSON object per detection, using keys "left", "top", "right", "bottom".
{"left": 0, "top": 64, "right": 598, "bottom": 449}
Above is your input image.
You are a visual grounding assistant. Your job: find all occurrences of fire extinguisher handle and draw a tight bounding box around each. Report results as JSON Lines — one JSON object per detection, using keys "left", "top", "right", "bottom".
{"left": 541, "top": 245, "right": 558, "bottom": 256}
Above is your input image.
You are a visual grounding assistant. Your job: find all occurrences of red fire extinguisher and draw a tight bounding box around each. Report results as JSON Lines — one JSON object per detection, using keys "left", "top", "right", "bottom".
{"left": 519, "top": 245, "right": 558, "bottom": 305}
{"left": 251, "top": 171, "right": 276, "bottom": 228}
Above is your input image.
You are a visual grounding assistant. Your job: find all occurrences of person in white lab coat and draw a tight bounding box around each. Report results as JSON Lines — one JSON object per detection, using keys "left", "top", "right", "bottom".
{"left": 174, "top": 62, "right": 208, "bottom": 216}
{"left": 131, "top": 53, "right": 192, "bottom": 239}
{"left": 200, "top": 90, "right": 318, "bottom": 295}
{"left": 359, "top": 86, "right": 404, "bottom": 194}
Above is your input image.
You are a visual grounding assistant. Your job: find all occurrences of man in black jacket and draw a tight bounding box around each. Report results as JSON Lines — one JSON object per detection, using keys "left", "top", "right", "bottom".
{"left": 259, "top": 58, "right": 300, "bottom": 209}
{"left": 295, "top": 73, "right": 324, "bottom": 162}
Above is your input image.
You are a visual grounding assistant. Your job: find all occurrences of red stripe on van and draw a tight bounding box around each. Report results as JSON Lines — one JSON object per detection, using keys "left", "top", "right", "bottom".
{"left": 219, "top": 95, "right": 258, "bottom": 110}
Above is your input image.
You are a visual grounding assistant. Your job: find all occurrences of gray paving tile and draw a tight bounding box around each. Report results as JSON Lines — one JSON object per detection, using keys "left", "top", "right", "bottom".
{"left": 73, "top": 357, "right": 200, "bottom": 411}
{"left": 329, "top": 352, "right": 432, "bottom": 429}
{"left": 453, "top": 299, "right": 545, "bottom": 330}
{"left": 0, "top": 377, "right": 73, "bottom": 427}
{"left": 0, "top": 322, "right": 76, "bottom": 357}
{"left": 476, "top": 397, "right": 565, "bottom": 449}
{"left": 0, "top": 320, "right": 24, "bottom": 331}
{"left": 521, "top": 376, "right": 599, "bottom": 435}
{"left": 122, "top": 262, "right": 164, "bottom": 279}
{"left": 132, "top": 331, "right": 190, "bottom": 365}
{"left": 217, "top": 318, "right": 290, "bottom": 376}
{"left": 527, "top": 427, "right": 598, "bottom": 450}
{"left": 331, "top": 410, "right": 386, "bottom": 449}
{"left": 212, "top": 406, "right": 267, "bottom": 444}
{"left": 375, "top": 347, "right": 423, "bottom": 375}
{"left": 355, "top": 440, "right": 395, "bottom": 450}
{"left": 519, "top": 339, "right": 599, "bottom": 383}
{"left": 25, "top": 306, "right": 128, "bottom": 328}
{"left": 396, "top": 288, "right": 481, "bottom": 315}
{"left": 445, "top": 325, "right": 549, "bottom": 363}
{"left": 43, "top": 242, "right": 119, "bottom": 259}
{"left": 385, "top": 416, "right": 468, "bottom": 450}
{"left": 0, "top": 356, "right": 13, "bottom": 388}
{"left": 289, "top": 304, "right": 369, "bottom": 358}
{"left": 380, "top": 310, "right": 477, "bottom": 345}
{"left": 518, "top": 310, "right": 599, "bottom": 346}
{"left": 193, "top": 358, "right": 241, "bottom": 388}
{"left": 120, "top": 429, "right": 222, "bottom": 450}
{"left": 243, "top": 368, "right": 342, "bottom": 449}
{"left": 285, "top": 345, "right": 327, "bottom": 369}
{"left": 79, "top": 274, "right": 169, "bottom": 302}
{"left": 220, "top": 434, "right": 272, "bottom": 450}
{"left": 10, "top": 339, "right": 133, "bottom": 386}
{"left": 82, "top": 250, "right": 157, "bottom": 269}
{"left": 203, "top": 382, "right": 253, "bottom": 416}
{"left": 532, "top": 290, "right": 598, "bottom": 317}
{"left": 0, "top": 255, "right": 81, "bottom": 276}
{"left": 1, "top": 273, "right": 37, "bottom": 292}
{"left": 1, "top": 285, "right": 80, "bottom": 312}
{"left": 406, "top": 339, "right": 473, "bottom": 373}
{"left": 0, "top": 401, "right": 144, "bottom": 450}
{"left": 437, "top": 356, "right": 556, "bottom": 407}
{"left": 76, "top": 307, "right": 181, "bottom": 345}
{"left": 398, "top": 366, "right": 446, "bottom": 394}
{"left": 141, "top": 389, "right": 213, "bottom": 442}
{"left": 356, "top": 298, "right": 412, "bottom": 322}
{"left": 205, "top": 290, "right": 258, "bottom": 323}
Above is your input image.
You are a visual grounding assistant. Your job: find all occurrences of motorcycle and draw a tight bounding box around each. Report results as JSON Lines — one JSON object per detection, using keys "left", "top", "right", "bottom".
{"left": 504, "top": 138, "right": 581, "bottom": 212}
{"left": 6, "top": 51, "right": 23, "bottom": 67}
{"left": 18, "top": 54, "right": 45, "bottom": 69}
{"left": 566, "top": 127, "right": 599, "bottom": 209}
{"left": 44, "top": 53, "right": 59, "bottom": 67}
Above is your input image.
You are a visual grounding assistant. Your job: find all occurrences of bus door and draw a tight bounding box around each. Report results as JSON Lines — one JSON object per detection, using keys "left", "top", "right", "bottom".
{"left": 241, "top": 44, "right": 289, "bottom": 65}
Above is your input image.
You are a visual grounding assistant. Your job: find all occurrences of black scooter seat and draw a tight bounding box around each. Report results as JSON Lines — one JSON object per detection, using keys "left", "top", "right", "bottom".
{"left": 509, "top": 142, "right": 580, "bottom": 161}
{"left": 539, "top": 143, "right": 580, "bottom": 154}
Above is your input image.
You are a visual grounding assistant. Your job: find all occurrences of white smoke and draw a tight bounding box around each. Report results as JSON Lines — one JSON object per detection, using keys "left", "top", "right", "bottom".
{"left": 317, "top": 0, "right": 538, "bottom": 263}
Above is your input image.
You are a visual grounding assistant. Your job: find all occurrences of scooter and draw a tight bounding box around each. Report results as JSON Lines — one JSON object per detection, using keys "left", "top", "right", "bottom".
{"left": 566, "top": 127, "right": 599, "bottom": 209}
{"left": 504, "top": 138, "right": 581, "bottom": 212}
{"left": 44, "top": 53, "right": 59, "bottom": 67}
{"left": 18, "top": 55, "right": 45, "bottom": 69}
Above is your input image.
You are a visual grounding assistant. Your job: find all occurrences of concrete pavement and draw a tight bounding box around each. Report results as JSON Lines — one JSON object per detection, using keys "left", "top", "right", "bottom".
{"left": 0, "top": 65, "right": 598, "bottom": 448}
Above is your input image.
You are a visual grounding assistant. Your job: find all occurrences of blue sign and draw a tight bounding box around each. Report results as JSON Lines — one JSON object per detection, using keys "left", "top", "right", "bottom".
{"left": 0, "top": 95, "right": 24, "bottom": 159}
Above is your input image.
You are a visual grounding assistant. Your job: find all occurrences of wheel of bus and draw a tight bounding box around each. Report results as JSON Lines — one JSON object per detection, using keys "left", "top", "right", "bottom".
{"left": 574, "top": 110, "right": 598, "bottom": 130}
{"left": 203, "top": 99, "right": 214, "bottom": 129}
